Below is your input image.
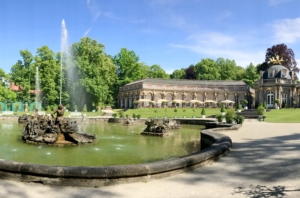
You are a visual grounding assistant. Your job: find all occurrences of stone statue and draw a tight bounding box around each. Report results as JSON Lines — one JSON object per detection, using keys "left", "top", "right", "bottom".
{"left": 51, "top": 104, "right": 65, "bottom": 133}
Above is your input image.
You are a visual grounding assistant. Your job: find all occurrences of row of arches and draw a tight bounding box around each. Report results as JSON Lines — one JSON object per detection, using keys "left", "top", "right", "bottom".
{"left": 119, "top": 90, "right": 249, "bottom": 108}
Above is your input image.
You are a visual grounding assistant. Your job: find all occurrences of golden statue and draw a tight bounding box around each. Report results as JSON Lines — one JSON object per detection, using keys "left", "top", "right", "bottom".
{"left": 269, "top": 55, "right": 284, "bottom": 64}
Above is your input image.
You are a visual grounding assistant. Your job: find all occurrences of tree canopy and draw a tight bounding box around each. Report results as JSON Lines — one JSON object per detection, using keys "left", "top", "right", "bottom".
{"left": 265, "top": 43, "right": 298, "bottom": 73}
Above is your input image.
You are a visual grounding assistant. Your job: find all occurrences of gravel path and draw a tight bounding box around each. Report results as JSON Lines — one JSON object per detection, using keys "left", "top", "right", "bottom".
{"left": 1, "top": 121, "right": 300, "bottom": 198}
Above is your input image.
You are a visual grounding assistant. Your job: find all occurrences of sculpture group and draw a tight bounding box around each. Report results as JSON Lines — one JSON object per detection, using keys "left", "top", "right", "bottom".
{"left": 20, "top": 104, "right": 96, "bottom": 145}
{"left": 141, "top": 118, "right": 181, "bottom": 136}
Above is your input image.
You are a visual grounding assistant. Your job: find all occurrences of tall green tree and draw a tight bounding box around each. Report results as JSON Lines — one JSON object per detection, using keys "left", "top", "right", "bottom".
{"left": 72, "top": 37, "right": 117, "bottom": 109}
{"left": 33, "top": 46, "right": 60, "bottom": 106}
{"left": 216, "top": 58, "right": 237, "bottom": 80}
{"left": 147, "top": 64, "right": 169, "bottom": 79}
{"left": 170, "top": 68, "right": 186, "bottom": 79}
{"left": 114, "top": 48, "right": 142, "bottom": 84}
{"left": 242, "top": 63, "right": 260, "bottom": 88}
{"left": 9, "top": 50, "right": 34, "bottom": 101}
{"left": 194, "top": 58, "right": 220, "bottom": 80}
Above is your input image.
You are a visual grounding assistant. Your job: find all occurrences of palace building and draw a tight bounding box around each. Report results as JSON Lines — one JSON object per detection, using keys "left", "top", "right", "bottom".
{"left": 118, "top": 78, "right": 255, "bottom": 108}
{"left": 254, "top": 64, "right": 298, "bottom": 108}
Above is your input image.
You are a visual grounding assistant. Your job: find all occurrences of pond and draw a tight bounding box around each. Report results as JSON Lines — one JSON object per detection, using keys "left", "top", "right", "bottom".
{"left": 0, "top": 121, "right": 204, "bottom": 166}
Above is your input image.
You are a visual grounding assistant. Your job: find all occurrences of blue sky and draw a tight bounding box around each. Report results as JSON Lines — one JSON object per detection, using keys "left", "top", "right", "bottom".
{"left": 1, "top": 0, "right": 300, "bottom": 74}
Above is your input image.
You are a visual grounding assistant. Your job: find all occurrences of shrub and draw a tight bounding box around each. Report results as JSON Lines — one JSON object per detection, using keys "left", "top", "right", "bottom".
{"left": 257, "top": 105, "right": 265, "bottom": 116}
{"left": 82, "top": 104, "right": 87, "bottom": 112}
{"left": 118, "top": 110, "right": 124, "bottom": 118}
{"left": 74, "top": 104, "right": 78, "bottom": 111}
{"left": 282, "top": 101, "right": 286, "bottom": 108}
{"left": 183, "top": 109, "right": 186, "bottom": 112}
{"left": 174, "top": 108, "right": 178, "bottom": 113}
{"left": 132, "top": 113, "right": 136, "bottom": 118}
{"left": 220, "top": 104, "right": 225, "bottom": 113}
{"left": 225, "top": 109, "right": 236, "bottom": 123}
{"left": 46, "top": 106, "right": 51, "bottom": 113}
{"left": 242, "top": 100, "right": 248, "bottom": 107}
{"left": 234, "top": 115, "right": 245, "bottom": 124}
{"left": 235, "top": 102, "right": 242, "bottom": 110}
{"left": 292, "top": 100, "right": 296, "bottom": 108}
{"left": 112, "top": 113, "right": 117, "bottom": 118}
{"left": 215, "top": 114, "right": 224, "bottom": 122}
{"left": 201, "top": 107, "right": 206, "bottom": 115}
{"left": 263, "top": 101, "right": 267, "bottom": 109}
{"left": 149, "top": 101, "right": 154, "bottom": 107}
{"left": 136, "top": 114, "right": 141, "bottom": 119}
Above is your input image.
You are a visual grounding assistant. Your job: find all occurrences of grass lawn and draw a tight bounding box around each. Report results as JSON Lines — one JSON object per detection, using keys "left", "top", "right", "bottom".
{"left": 113, "top": 107, "right": 222, "bottom": 119}
{"left": 264, "top": 108, "right": 300, "bottom": 123}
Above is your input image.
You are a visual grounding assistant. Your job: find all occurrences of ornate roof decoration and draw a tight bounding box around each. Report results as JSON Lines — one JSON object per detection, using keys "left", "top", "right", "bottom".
{"left": 269, "top": 55, "right": 284, "bottom": 65}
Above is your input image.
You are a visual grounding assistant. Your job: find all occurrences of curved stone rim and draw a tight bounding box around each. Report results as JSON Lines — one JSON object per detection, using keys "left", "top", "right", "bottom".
{"left": 0, "top": 124, "right": 235, "bottom": 187}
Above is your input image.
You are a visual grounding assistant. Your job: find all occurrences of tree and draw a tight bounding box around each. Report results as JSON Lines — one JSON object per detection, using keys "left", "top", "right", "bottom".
{"left": 0, "top": 68, "right": 17, "bottom": 102}
{"left": 265, "top": 43, "right": 298, "bottom": 73}
{"left": 242, "top": 63, "right": 260, "bottom": 88}
{"left": 185, "top": 65, "right": 196, "bottom": 79}
{"left": 170, "top": 68, "right": 186, "bottom": 79}
{"left": 33, "top": 46, "right": 60, "bottom": 106}
{"left": 72, "top": 37, "right": 117, "bottom": 109}
{"left": 216, "top": 58, "right": 238, "bottom": 80}
{"left": 194, "top": 58, "right": 220, "bottom": 80}
{"left": 148, "top": 64, "right": 169, "bottom": 79}
{"left": 114, "top": 48, "right": 142, "bottom": 83}
{"left": 10, "top": 50, "right": 34, "bottom": 101}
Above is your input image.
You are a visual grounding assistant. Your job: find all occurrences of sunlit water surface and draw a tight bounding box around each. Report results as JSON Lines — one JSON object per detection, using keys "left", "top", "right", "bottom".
{"left": 0, "top": 121, "right": 204, "bottom": 166}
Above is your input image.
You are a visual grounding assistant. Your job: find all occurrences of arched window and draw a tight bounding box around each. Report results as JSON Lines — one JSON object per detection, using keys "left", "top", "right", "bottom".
{"left": 267, "top": 91, "right": 274, "bottom": 107}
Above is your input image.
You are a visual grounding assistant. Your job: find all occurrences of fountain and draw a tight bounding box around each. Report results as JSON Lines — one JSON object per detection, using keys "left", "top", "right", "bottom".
{"left": 21, "top": 104, "right": 96, "bottom": 145}
{"left": 60, "top": 19, "right": 68, "bottom": 105}
{"left": 35, "top": 66, "right": 41, "bottom": 110}
{"left": 0, "top": 19, "right": 233, "bottom": 187}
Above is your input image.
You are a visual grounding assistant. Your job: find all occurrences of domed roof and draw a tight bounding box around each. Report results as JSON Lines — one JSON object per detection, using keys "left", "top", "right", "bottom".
{"left": 262, "top": 64, "right": 291, "bottom": 79}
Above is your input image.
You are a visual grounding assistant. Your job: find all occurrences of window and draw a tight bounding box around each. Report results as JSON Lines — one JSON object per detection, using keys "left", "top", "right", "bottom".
{"left": 267, "top": 91, "right": 274, "bottom": 106}
{"left": 282, "top": 94, "right": 287, "bottom": 105}
{"left": 269, "top": 70, "right": 274, "bottom": 78}
{"left": 281, "top": 70, "right": 286, "bottom": 78}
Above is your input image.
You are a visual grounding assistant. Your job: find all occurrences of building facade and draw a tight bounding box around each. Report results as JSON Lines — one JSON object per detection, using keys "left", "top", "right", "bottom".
{"left": 118, "top": 78, "right": 254, "bottom": 108}
{"left": 254, "top": 64, "right": 299, "bottom": 108}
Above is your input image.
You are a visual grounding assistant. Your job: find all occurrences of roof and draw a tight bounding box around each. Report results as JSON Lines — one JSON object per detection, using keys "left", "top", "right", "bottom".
{"left": 262, "top": 65, "right": 291, "bottom": 79}
{"left": 124, "top": 78, "right": 246, "bottom": 86}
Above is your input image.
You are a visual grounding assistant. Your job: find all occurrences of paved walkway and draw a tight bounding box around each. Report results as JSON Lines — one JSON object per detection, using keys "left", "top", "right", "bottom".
{"left": 1, "top": 121, "right": 300, "bottom": 198}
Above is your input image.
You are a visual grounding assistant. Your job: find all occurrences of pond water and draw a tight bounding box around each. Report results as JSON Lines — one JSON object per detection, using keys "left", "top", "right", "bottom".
{"left": 0, "top": 121, "right": 204, "bottom": 167}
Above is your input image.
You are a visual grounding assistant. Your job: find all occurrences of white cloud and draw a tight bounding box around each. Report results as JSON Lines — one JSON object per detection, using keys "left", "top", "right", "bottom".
{"left": 83, "top": 27, "right": 92, "bottom": 37}
{"left": 272, "top": 18, "right": 300, "bottom": 43}
{"left": 86, "top": 0, "right": 101, "bottom": 21}
{"left": 170, "top": 32, "right": 265, "bottom": 67}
